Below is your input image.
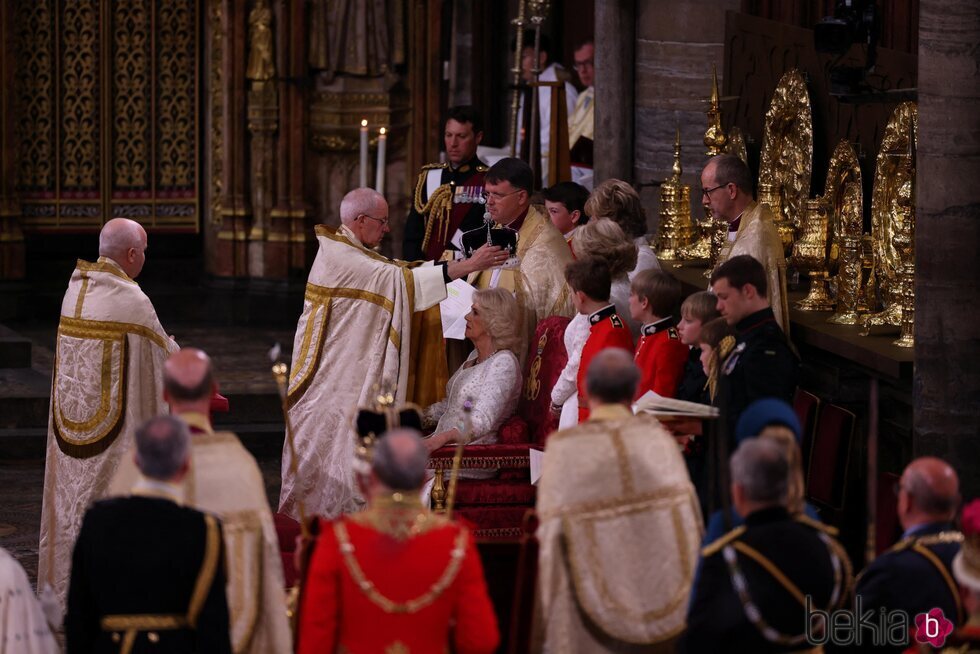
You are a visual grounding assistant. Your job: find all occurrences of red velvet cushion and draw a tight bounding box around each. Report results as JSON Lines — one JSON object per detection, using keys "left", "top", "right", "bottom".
{"left": 453, "top": 479, "right": 537, "bottom": 506}
{"left": 428, "top": 443, "right": 539, "bottom": 470}
{"left": 498, "top": 415, "right": 530, "bottom": 445}
{"left": 518, "top": 316, "right": 570, "bottom": 444}
{"left": 273, "top": 512, "right": 301, "bottom": 588}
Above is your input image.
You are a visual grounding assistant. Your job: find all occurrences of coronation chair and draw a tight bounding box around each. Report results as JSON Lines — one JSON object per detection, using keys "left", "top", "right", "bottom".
{"left": 427, "top": 315, "right": 571, "bottom": 540}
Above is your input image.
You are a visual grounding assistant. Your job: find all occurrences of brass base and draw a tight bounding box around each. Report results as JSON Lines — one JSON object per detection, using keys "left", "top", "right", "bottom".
{"left": 795, "top": 273, "right": 834, "bottom": 311}
{"left": 677, "top": 234, "right": 712, "bottom": 260}
{"left": 859, "top": 304, "right": 902, "bottom": 336}
{"left": 893, "top": 332, "right": 914, "bottom": 348}
{"left": 828, "top": 310, "right": 859, "bottom": 325}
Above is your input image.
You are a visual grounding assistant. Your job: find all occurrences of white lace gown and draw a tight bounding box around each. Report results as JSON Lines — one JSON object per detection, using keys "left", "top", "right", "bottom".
{"left": 550, "top": 313, "right": 590, "bottom": 429}
{"left": 421, "top": 349, "right": 523, "bottom": 505}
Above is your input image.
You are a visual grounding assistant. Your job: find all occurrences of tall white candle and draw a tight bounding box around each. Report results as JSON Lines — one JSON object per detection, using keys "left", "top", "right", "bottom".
{"left": 375, "top": 127, "right": 387, "bottom": 195}
{"left": 359, "top": 119, "right": 369, "bottom": 188}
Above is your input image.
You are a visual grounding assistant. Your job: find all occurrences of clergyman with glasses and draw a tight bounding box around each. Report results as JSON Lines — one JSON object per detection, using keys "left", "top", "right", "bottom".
{"left": 468, "top": 157, "right": 575, "bottom": 361}
{"left": 700, "top": 154, "right": 789, "bottom": 333}
{"left": 279, "top": 187, "right": 509, "bottom": 522}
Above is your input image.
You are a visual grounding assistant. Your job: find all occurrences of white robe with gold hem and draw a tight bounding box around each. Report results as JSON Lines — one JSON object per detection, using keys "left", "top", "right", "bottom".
{"left": 279, "top": 225, "right": 448, "bottom": 520}
{"left": 108, "top": 413, "right": 292, "bottom": 654}
{"left": 38, "top": 257, "right": 178, "bottom": 611}
{"left": 534, "top": 404, "right": 702, "bottom": 653}
{"left": 716, "top": 200, "right": 790, "bottom": 334}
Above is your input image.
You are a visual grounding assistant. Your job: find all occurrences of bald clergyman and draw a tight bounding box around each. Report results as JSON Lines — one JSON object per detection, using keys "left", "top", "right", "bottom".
{"left": 280, "top": 188, "right": 508, "bottom": 520}
{"left": 39, "top": 218, "right": 179, "bottom": 613}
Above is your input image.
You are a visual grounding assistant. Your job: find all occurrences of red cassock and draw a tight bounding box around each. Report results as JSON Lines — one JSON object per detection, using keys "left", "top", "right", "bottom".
{"left": 633, "top": 317, "right": 690, "bottom": 399}
{"left": 297, "top": 499, "right": 500, "bottom": 654}
{"left": 577, "top": 304, "right": 635, "bottom": 421}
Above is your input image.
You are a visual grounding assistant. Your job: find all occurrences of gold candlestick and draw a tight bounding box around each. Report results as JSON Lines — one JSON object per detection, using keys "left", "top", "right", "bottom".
{"left": 656, "top": 127, "right": 694, "bottom": 260}
{"left": 791, "top": 198, "right": 835, "bottom": 311}
{"left": 704, "top": 65, "right": 726, "bottom": 156}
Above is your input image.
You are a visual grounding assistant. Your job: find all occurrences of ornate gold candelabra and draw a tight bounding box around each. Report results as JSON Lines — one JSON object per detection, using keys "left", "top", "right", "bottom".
{"left": 757, "top": 181, "right": 793, "bottom": 253}
{"left": 704, "top": 213, "right": 728, "bottom": 278}
{"left": 655, "top": 128, "right": 694, "bottom": 260}
{"left": 828, "top": 183, "right": 863, "bottom": 325}
{"left": 790, "top": 198, "right": 835, "bottom": 311}
{"left": 508, "top": 0, "right": 528, "bottom": 155}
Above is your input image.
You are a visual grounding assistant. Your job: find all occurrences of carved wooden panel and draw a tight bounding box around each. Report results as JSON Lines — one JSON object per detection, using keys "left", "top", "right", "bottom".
{"left": 14, "top": 0, "right": 200, "bottom": 232}
{"left": 723, "top": 12, "right": 916, "bottom": 230}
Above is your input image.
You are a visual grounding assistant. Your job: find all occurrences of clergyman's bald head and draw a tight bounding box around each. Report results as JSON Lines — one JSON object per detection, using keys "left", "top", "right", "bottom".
{"left": 164, "top": 348, "right": 214, "bottom": 403}
{"left": 98, "top": 218, "right": 147, "bottom": 278}
{"left": 340, "top": 188, "right": 386, "bottom": 226}
{"left": 585, "top": 348, "right": 640, "bottom": 405}
{"left": 372, "top": 428, "right": 428, "bottom": 491}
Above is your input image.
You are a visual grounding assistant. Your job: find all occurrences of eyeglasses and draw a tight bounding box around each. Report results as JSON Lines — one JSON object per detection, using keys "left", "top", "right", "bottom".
{"left": 572, "top": 59, "right": 594, "bottom": 70}
{"left": 482, "top": 189, "right": 523, "bottom": 202}
{"left": 700, "top": 184, "right": 728, "bottom": 198}
{"left": 358, "top": 213, "right": 390, "bottom": 226}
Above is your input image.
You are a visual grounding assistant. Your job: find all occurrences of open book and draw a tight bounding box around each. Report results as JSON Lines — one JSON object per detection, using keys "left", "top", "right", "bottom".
{"left": 632, "top": 390, "right": 719, "bottom": 419}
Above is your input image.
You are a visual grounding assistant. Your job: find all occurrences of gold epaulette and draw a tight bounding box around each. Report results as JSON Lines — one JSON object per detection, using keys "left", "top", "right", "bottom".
{"left": 795, "top": 513, "right": 839, "bottom": 537}
{"left": 475, "top": 164, "right": 489, "bottom": 173}
{"left": 421, "top": 162, "right": 448, "bottom": 171}
{"left": 702, "top": 525, "right": 747, "bottom": 557}
{"left": 888, "top": 530, "right": 963, "bottom": 554}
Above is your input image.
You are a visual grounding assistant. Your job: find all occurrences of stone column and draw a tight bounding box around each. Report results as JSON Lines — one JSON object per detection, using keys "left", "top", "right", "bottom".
{"left": 914, "top": 0, "right": 980, "bottom": 497}
{"left": 0, "top": 0, "right": 25, "bottom": 279}
{"left": 593, "top": 0, "right": 634, "bottom": 184}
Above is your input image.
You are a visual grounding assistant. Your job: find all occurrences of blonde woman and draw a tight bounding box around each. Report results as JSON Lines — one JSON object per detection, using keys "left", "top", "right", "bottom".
{"left": 572, "top": 218, "right": 641, "bottom": 338}
{"left": 422, "top": 288, "right": 523, "bottom": 452}
{"left": 584, "top": 179, "right": 660, "bottom": 280}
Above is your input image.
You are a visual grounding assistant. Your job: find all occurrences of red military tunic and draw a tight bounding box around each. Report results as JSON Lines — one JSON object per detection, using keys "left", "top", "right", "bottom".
{"left": 633, "top": 316, "right": 690, "bottom": 399}
{"left": 577, "top": 304, "right": 635, "bottom": 421}
{"left": 297, "top": 495, "right": 499, "bottom": 654}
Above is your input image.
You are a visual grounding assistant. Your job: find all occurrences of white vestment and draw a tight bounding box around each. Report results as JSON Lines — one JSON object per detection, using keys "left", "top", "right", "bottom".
{"left": 38, "top": 257, "right": 178, "bottom": 611}
{"left": 629, "top": 236, "right": 661, "bottom": 282}
{"left": 107, "top": 413, "right": 292, "bottom": 654}
{"left": 716, "top": 201, "right": 790, "bottom": 333}
{"left": 280, "top": 225, "right": 448, "bottom": 520}
{"left": 0, "top": 547, "right": 59, "bottom": 654}
{"left": 535, "top": 404, "right": 702, "bottom": 653}
{"left": 550, "top": 313, "right": 589, "bottom": 429}
{"left": 517, "top": 63, "right": 579, "bottom": 187}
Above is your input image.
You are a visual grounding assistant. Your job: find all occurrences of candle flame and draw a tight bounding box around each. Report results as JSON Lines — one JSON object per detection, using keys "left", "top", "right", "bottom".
{"left": 379, "top": 127, "right": 387, "bottom": 135}
{"left": 360, "top": 119, "right": 368, "bottom": 127}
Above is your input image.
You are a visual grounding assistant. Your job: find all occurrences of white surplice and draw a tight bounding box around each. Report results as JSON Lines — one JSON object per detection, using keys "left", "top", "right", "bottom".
{"left": 0, "top": 547, "right": 59, "bottom": 653}
{"left": 38, "top": 257, "right": 178, "bottom": 612}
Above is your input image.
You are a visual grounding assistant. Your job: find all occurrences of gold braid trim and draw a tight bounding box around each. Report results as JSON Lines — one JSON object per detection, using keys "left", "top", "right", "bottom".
{"left": 732, "top": 541, "right": 807, "bottom": 606}
{"left": 702, "top": 525, "right": 747, "bottom": 557}
{"left": 101, "top": 614, "right": 187, "bottom": 630}
{"left": 414, "top": 174, "right": 454, "bottom": 254}
{"left": 187, "top": 514, "right": 222, "bottom": 628}
{"left": 334, "top": 521, "right": 468, "bottom": 614}
{"left": 911, "top": 541, "right": 965, "bottom": 625}
{"left": 708, "top": 335, "right": 737, "bottom": 402}
{"left": 795, "top": 513, "right": 839, "bottom": 537}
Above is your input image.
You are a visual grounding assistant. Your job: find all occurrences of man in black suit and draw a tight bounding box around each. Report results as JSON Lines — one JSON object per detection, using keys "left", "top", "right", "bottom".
{"left": 66, "top": 415, "right": 232, "bottom": 654}
{"left": 684, "top": 438, "right": 852, "bottom": 652}
{"left": 711, "top": 254, "right": 798, "bottom": 435}
{"left": 852, "top": 456, "right": 963, "bottom": 652}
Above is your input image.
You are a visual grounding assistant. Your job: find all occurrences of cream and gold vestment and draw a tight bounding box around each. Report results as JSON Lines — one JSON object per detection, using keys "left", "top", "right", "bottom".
{"left": 279, "top": 224, "right": 450, "bottom": 521}
{"left": 716, "top": 200, "right": 790, "bottom": 334}
{"left": 38, "top": 257, "right": 179, "bottom": 611}
{"left": 534, "top": 404, "right": 703, "bottom": 653}
{"left": 470, "top": 206, "right": 574, "bottom": 359}
{"left": 108, "top": 412, "right": 292, "bottom": 654}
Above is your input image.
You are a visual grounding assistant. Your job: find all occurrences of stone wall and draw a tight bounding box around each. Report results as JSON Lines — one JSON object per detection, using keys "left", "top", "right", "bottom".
{"left": 914, "top": 0, "right": 980, "bottom": 498}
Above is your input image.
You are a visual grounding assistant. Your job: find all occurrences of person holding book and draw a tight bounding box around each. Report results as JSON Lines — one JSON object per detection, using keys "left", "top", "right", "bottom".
{"left": 564, "top": 258, "right": 634, "bottom": 422}
{"left": 629, "top": 269, "right": 689, "bottom": 400}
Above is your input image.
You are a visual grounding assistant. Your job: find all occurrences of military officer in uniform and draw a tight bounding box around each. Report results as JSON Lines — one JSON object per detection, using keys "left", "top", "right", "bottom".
{"left": 683, "top": 438, "right": 852, "bottom": 652}
{"left": 296, "top": 428, "right": 499, "bottom": 654}
{"left": 710, "top": 254, "right": 798, "bottom": 434}
{"left": 65, "top": 416, "right": 232, "bottom": 654}
{"left": 854, "top": 457, "right": 963, "bottom": 653}
{"left": 403, "top": 105, "right": 490, "bottom": 262}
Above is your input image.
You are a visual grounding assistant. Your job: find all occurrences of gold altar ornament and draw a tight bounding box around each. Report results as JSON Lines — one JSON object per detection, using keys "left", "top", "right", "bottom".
{"left": 828, "top": 182, "right": 864, "bottom": 325}
{"left": 725, "top": 126, "right": 748, "bottom": 164}
{"left": 860, "top": 102, "right": 917, "bottom": 335}
{"left": 704, "top": 66, "right": 727, "bottom": 156}
{"left": 758, "top": 69, "right": 813, "bottom": 255}
{"left": 892, "top": 125, "right": 916, "bottom": 348}
{"left": 790, "top": 199, "right": 834, "bottom": 311}
{"left": 655, "top": 128, "right": 695, "bottom": 260}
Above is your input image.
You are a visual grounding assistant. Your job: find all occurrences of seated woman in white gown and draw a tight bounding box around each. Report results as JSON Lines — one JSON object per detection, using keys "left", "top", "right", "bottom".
{"left": 420, "top": 288, "right": 524, "bottom": 504}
